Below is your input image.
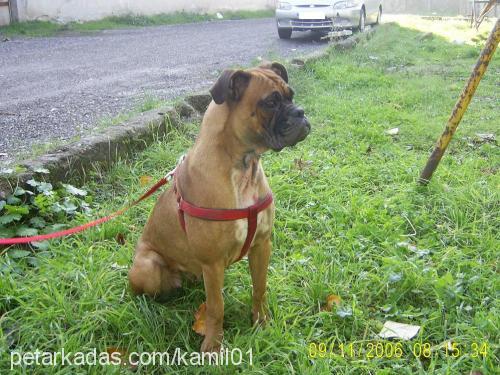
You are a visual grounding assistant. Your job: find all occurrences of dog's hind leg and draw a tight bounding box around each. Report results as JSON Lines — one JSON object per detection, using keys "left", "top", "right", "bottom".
{"left": 128, "top": 241, "right": 181, "bottom": 299}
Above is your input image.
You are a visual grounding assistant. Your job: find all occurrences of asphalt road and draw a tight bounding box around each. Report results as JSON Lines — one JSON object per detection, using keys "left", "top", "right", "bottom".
{"left": 0, "top": 18, "right": 328, "bottom": 166}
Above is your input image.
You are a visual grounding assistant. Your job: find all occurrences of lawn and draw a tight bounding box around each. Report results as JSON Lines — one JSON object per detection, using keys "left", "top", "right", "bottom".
{"left": 0, "top": 22, "right": 499, "bottom": 374}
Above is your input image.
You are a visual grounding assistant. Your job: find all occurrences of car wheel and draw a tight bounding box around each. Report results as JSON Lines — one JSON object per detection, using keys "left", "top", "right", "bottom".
{"left": 376, "top": 7, "right": 382, "bottom": 25}
{"left": 278, "top": 28, "right": 292, "bottom": 39}
{"left": 358, "top": 8, "right": 366, "bottom": 32}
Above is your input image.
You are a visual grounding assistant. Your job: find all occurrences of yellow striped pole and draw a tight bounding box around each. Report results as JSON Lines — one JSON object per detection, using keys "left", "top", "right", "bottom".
{"left": 419, "top": 18, "right": 500, "bottom": 184}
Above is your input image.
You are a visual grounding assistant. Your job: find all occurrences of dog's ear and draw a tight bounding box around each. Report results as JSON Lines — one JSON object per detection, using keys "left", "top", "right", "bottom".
{"left": 259, "top": 61, "right": 289, "bottom": 83}
{"left": 270, "top": 62, "right": 289, "bottom": 83}
{"left": 210, "top": 69, "right": 251, "bottom": 105}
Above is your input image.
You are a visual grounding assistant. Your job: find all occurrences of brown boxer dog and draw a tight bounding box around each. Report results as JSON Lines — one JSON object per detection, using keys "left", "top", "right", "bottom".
{"left": 129, "top": 62, "right": 310, "bottom": 352}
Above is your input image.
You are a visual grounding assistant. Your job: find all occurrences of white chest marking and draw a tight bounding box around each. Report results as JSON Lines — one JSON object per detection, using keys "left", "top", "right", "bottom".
{"left": 231, "top": 168, "right": 272, "bottom": 245}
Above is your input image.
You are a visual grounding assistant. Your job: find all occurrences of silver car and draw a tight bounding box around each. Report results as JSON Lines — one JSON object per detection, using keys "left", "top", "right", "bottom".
{"left": 275, "top": 1, "right": 382, "bottom": 39}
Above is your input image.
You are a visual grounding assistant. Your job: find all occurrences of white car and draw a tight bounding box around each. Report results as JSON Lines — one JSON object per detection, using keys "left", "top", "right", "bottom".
{"left": 275, "top": 1, "right": 382, "bottom": 39}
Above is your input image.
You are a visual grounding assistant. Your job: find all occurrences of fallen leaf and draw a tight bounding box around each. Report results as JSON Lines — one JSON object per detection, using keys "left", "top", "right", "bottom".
{"left": 106, "top": 346, "right": 128, "bottom": 357}
{"left": 321, "top": 294, "right": 341, "bottom": 311}
{"left": 192, "top": 302, "right": 207, "bottom": 336}
{"left": 378, "top": 321, "right": 420, "bottom": 340}
{"left": 106, "top": 347, "right": 134, "bottom": 367}
{"left": 139, "top": 175, "right": 153, "bottom": 186}
{"left": 385, "top": 127, "right": 399, "bottom": 136}
{"left": 115, "top": 233, "right": 126, "bottom": 245}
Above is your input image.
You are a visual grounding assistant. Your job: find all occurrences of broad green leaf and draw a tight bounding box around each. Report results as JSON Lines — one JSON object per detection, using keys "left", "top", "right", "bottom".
{"left": 37, "top": 182, "right": 53, "bottom": 193}
{"left": 51, "top": 203, "right": 63, "bottom": 214}
{"left": 62, "top": 201, "right": 77, "bottom": 213}
{"left": 33, "top": 167, "right": 50, "bottom": 174}
{"left": 32, "top": 241, "right": 49, "bottom": 251}
{"left": 13, "top": 187, "right": 27, "bottom": 196}
{"left": 16, "top": 226, "right": 38, "bottom": 237}
{"left": 27, "top": 257, "right": 40, "bottom": 267}
{"left": 0, "top": 227, "right": 15, "bottom": 238}
{"left": 5, "top": 205, "right": 29, "bottom": 215}
{"left": 29, "top": 217, "right": 47, "bottom": 228}
{"left": 26, "top": 179, "right": 40, "bottom": 187}
{"left": 44, "top": 224, "right": 67, "bottom": 233}
{"left": 0, "top": 214, "right": 22, "bottom": 225}
{"left": 8, "top": 249, "right": 31, "bottom": 259}
{"left": 63, "top": 184, "right": 87, "bottom": 197}
{"left": 6, "top": 196, "right": 21, "bottom": 205}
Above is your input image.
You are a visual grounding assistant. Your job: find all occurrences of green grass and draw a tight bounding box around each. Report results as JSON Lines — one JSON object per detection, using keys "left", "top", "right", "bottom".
{"left": 1, "top": 23, "right": 499, "bottom": 374}
{"left": 0, "top": 10, "right": 274, "bottom": 37}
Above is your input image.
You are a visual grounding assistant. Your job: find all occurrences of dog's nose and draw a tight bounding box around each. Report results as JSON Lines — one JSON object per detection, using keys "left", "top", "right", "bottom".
{"left": 291, "top": 107, "right": 304, "bottom": 118}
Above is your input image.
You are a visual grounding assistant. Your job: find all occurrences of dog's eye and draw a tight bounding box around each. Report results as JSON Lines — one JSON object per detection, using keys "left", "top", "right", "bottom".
{"left": 263, "top": 92, "right": 281, "bottom": 109}
{"left": 265, "top": 99, "right": 278, "bottom": 108}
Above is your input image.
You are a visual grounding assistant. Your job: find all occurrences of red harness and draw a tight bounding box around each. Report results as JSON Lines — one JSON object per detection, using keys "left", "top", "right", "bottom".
{"left": 174, "top": 176, "right": 273, "bottom": 263}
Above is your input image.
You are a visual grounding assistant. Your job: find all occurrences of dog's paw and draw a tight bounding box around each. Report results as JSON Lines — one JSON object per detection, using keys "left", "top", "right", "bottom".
{"left": 252, "top": 310, "right": 268, "bottom": 327}
{"left": 200, "top": 336, "right": 222, "bottom": 353}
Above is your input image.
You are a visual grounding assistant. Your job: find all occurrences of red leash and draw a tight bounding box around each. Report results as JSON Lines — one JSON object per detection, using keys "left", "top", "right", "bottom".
{"left": 0, "top": 176, "right": 171, "bottom": 246}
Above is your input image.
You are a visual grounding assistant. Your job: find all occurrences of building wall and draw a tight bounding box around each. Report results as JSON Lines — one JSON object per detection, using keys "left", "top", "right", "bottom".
{"left": 15, "top": 0, "right": 275, "bottom": 23}
{"left": 0, "top": 5, "right": 10, "bottom": 26}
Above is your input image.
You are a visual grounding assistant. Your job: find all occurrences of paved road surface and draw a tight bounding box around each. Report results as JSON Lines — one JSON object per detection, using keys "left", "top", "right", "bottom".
{"left": 0, "top": 18, "right": 328, "bottom": 166}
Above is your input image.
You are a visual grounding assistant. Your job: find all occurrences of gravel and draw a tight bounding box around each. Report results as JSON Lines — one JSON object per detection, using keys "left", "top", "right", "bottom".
{"left": 0, "top": 18, "right": 328, "bottom": 166}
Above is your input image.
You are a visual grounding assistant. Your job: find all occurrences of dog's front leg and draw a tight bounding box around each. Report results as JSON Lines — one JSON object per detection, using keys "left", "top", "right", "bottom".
{"left": 249, "top": 238, "right": 271, "bottom": 326}
{"left": 200, "top": 261, "right": 225, "bottom": 353}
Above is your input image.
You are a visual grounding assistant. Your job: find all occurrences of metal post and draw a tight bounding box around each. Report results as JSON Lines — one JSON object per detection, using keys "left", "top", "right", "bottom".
{"left": 419, "top": 19, "right": 500, "bottom": 184}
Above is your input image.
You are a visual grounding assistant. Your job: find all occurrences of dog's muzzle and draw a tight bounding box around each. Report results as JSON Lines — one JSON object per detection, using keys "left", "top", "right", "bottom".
{"left": 270, "top": 105, "right": 311, "bottom": 151}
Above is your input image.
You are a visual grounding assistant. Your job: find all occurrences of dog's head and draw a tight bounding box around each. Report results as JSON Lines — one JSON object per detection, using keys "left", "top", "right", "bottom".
{"left": 209, "top": 62, "right": 310, "bottom": 152}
